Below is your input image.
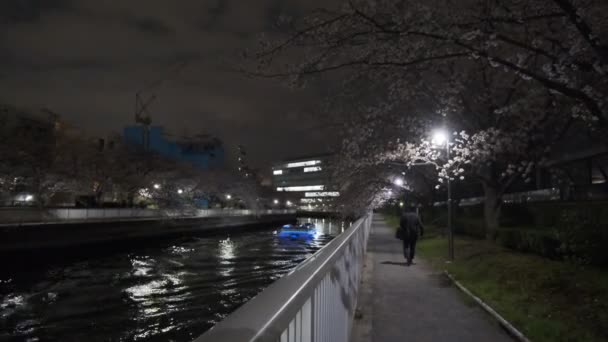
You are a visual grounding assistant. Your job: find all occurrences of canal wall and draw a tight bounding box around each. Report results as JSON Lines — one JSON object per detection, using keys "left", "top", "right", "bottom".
{"left": 0, "top": 207, "right": 293, "bottom": 224}
{"left": 0, "top": 213, "right": 296, "bottom": 252}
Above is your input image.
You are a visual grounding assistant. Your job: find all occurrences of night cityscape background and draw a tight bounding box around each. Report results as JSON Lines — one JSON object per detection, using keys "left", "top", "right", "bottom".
{"left": 0, "top": 1, "right": 607, "bottom": 342}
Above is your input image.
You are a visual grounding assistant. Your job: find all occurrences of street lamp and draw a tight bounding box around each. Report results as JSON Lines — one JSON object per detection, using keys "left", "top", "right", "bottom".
{"left": 226, "top": 194, "right": 232, "bottom": 200}
{"left": 273, "top": 199, "right": 279, "bottom": 205}
{"left": 432, "top": 129, "right": 448, "bottom": 146}
{"left": 394, "top": 177, "right": 404, "bottom": 187}
{"left": 153, "top": 183, "right": 161, "bottom": 190}
{"left": 177, "top": 189, "right": 184, "bottom": 194}
{"left": 432, "top": 128, "right": 454, "bottom": 261}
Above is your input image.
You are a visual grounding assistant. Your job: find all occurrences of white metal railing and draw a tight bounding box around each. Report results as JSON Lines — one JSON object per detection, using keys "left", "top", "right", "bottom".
{"left": 0, "top": 208, "right": 297, "bottom": 225}
{"left": 193, "top": 213, "right": 373, "bottom": 342}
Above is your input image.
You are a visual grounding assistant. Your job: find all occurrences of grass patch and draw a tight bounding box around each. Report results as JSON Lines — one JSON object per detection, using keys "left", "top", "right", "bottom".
{"left": 384, "top": 214, "right": 400, "bottom": 231}
{"left": 416, "top": 232, "right": 608, "bottom": 342}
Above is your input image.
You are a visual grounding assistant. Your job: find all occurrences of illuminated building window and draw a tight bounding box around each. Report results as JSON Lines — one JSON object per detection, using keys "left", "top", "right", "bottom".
{"left": 286, "top": 160, "right": 321, "bottom": 168}
{"left": 304, "top": 166, "right": 322, "bottom": 173}
{"left": 273, "top": 170, "right": 283, "bottom": 175}
{"left": 300, "top": 198, "right": 325, "bottom": 203}
{"left": 276, "top": 185, "right": 324, "bottom": 192}
{"left": 304, "top": 191, "right": 340, "bottom": 197}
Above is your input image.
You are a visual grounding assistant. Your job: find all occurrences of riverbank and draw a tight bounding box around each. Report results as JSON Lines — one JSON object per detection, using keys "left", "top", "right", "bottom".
{"left": 0, "top": 213, "right": 296, "bottom": 252}
{"left": 0, "top": 207, "right": 295, "bottom": 225}
{"left": 417, "top": 231, "right": 608, "bottom": 342}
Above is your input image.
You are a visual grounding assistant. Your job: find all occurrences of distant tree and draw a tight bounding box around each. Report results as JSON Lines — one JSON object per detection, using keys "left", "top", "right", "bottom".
{"left": 110, "top": 147, "right": 167, "bottom": 207}
{"left": 330, "top": 162, "right": 394, "bottom": 217}
{"left": 0, "top": 117, "right": 85, "bottom": 206}
{"left": 189, "top": 170, "right": 264, "bottom": 212}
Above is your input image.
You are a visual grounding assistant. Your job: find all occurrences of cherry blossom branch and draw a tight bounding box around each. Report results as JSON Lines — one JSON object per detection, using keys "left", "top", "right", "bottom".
{"left": 551, "top": 0, "right": 608, "bottom": 65}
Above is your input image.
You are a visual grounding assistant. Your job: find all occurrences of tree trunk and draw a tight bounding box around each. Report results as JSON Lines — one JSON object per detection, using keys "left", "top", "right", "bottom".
{"left": 95, "top": 191, "right": 104, "bottom": 207}
{"left": 127, "top": 192, "right": 135, "bottom": 208}
{"left": 482, "top": 182, "right": 502, "bottom": 240}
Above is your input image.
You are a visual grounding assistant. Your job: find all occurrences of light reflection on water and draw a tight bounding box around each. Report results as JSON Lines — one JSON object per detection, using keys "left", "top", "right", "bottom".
{"left": 0, "top": 218, "right": 342, "bottom": 342}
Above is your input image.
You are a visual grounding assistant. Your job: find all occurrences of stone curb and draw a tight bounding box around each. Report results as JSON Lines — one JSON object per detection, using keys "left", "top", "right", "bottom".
{"left": 444, "top": 271, "right": 531, "bottom": 342}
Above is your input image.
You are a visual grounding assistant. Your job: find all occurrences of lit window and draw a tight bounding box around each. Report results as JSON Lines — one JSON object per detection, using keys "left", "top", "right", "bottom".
{"left": 304, "top": 192, "right": 340, "bottom": 197}
{"left": 300, "top": 198, "right": 325, "bottom": 203}
{"left": 591, "top": 167, "right": 607, "bottom": 184}
{"left": 273, "top": 170, "right": 283, "bottom": 175}
{"left": 304, "top": 166, "right": 322, "bottom": 173}
{"left": 276, "top": 185, "right": 324, "bottom": 192}
{"left": 286, "top": 160, "right": 321, "bottom": 168}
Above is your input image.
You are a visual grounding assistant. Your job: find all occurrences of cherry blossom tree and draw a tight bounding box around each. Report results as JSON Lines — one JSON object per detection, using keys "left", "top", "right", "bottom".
{"left": 0, "top": 111, "right": 88, "bottom": 206}
{"left": 248, "top": 0, "right": 607, "bottom": 236}
{"left": 330, "top": 162, "right": 395, "bottom": 217}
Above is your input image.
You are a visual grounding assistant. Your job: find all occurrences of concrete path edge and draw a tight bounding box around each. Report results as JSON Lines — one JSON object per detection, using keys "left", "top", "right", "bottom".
{"left": 444, "top": 271, "right": 531, "bottom": 342}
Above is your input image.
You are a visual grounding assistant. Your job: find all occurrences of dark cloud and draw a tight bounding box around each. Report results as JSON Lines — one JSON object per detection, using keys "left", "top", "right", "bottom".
{"left": 0, "top": 0, "right": 339, "bottom": 168}
{"left": 0, "top": 0, "right": 72, "bottom": 24}
{"left": 129, "top": 17, "right": 174, "bottom": 36}
{"left": 199, "top": 0, "right": 229, "bottom": 31}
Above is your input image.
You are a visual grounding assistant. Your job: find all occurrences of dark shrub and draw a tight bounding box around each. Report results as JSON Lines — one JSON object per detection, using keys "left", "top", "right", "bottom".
{"left": 496, "top": 228, "right": 561, "bottom": 259}
{"left": 554, "top": 208, "right": 608, "bottom": 266}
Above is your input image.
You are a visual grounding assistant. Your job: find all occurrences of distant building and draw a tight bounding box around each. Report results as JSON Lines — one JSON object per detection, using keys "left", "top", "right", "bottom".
{"left": 123, "top": 126, "right": 224, "bottom": 169}
{"left": 271, "top": 154, "right": 338, "bottom": 210}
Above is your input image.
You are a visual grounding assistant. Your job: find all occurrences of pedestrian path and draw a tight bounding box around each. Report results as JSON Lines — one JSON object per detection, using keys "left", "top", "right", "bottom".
{"left": 352, "top": 215, "right": 513, "bottom": 342}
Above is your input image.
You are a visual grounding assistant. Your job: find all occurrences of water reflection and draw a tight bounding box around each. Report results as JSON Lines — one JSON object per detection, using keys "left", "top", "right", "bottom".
{"left": 0, "top": 217, "right": 344, "bottom": 342}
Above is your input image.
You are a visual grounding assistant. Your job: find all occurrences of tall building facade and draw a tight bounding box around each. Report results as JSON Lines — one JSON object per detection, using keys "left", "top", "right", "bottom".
{"left": 123, "top": 126, "right": 224, "bottom": 169}
{"left": 271, "top": 155, "right": 339, "bottom": 210}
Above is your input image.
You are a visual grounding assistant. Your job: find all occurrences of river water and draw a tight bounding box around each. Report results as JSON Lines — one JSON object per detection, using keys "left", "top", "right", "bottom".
{"left": 0, "top": 218, "right": 345, "bottom": 342}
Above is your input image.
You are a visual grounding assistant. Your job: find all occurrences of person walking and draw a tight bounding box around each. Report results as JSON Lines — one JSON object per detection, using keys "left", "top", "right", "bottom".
{"left": 398, "top": 207, "right": 424, "bottom": 266}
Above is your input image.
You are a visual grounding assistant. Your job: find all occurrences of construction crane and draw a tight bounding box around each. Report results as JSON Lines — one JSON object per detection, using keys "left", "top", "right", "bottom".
{"left": 133, "top": 60, "right": 189, "bottom": 150}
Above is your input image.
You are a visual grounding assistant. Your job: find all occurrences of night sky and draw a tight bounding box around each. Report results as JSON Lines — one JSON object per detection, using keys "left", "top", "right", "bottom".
{"left": 0, "top": 0, "right": 336, "bottom": 168}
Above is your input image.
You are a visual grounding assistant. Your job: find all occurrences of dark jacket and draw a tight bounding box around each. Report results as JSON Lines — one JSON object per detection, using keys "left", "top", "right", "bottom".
{"left": 399, "top": 212, "right": 424, "bottom": 238}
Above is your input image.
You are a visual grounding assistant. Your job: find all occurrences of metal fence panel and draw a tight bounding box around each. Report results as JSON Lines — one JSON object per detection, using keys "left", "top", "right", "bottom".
{"left": 193, "top": 213, "right": 372, "bottom": 342}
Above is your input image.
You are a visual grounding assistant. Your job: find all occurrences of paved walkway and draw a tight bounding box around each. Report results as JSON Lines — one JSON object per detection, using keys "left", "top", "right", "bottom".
{"left": 352, "top": 215, "right": 512, "bottom": 342}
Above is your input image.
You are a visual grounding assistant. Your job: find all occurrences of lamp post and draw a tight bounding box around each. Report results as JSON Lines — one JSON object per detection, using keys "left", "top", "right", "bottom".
{"left": 433, "top": 129, "right": 454, "bottom": 261}
{"left": 393, "top": 177, "right": 406, "bottom": 214}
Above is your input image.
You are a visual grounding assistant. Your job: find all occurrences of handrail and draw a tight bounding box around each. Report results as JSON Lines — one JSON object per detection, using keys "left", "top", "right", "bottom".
{"left": 193, "top": 213, "right": 372, "bottom": 342}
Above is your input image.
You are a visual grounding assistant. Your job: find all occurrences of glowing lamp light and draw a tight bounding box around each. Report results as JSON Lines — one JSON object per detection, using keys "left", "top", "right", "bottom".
{"left": 286, "top": 200, "right": 293, "bottom": 206}
{"left": 226, "top": 194, "right": 232, "bottom": 200}
{"left": 394, "top": 178, "right": 404, "bottom": 187}
{"left": 399, "top": 202, "right": 404, "bottom": 207}
{"left": 153, "top": 183, "right": 161, "bottom": 189}
{"left": 177, "top": 189, "right": 184, "bottom": 194}
{"left": 273, "top": 199, "right": 279, "bottom": 204}
{"left": 25, "top": 195, "right": 34, "bottom": 202}
{"left": 432, "top": 129, "right": 449, "bottom": 146}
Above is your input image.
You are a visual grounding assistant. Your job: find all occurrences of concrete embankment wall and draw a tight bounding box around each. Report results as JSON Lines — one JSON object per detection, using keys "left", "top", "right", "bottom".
{"left": 0, "top": 214, "right": 296, "bottom": 252}
{"left": 0, "top": 207, "right": 292, "bottom": 224}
